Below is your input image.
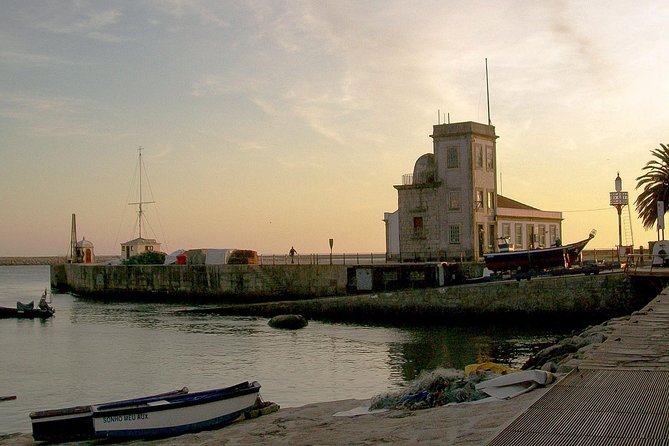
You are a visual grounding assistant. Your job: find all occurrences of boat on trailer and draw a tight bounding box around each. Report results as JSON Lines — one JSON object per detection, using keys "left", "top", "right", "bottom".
{"left": 483, "top": 230, "right": 596, "bottom": 273}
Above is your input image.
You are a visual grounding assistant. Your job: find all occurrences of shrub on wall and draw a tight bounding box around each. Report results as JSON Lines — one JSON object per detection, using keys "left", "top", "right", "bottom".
{"left": 123, "top": 251, "right": 166, "bottom": 265}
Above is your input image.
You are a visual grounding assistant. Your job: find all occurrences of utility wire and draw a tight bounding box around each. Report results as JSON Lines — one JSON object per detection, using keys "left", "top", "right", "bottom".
{"left": 562, "top": 207, "right": 615, "bottom": 213}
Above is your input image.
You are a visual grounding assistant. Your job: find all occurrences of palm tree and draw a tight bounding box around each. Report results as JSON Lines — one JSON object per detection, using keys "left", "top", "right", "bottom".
{"left": 635, "top": 143, "right": 669, "bottom": 229}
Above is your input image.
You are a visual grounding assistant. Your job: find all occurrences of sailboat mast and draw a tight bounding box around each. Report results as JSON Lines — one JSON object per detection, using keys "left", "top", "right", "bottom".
{"left": 128, "top": 146, "right": 155, "bottom": 240}
{"left": 138, "top": 147, "right": 143, "bottom": 239}
{"left": 70, "top": 213, "right": 77, "bottom": 262}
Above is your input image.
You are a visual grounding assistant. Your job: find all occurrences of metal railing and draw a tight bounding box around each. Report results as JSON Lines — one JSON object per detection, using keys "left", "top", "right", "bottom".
{"left": 624, "top": 253, "right": 668, "bottom": 273}
{"left": 258, "top": 253, "right": 390, "bottom": 265}
{"left": 258, "top": 251, "right": 477, "bottom": 265}
{"left": 580, "top": 249, "right": 621, "bottom": 264}
{"left": 401, "top": 172, "right": 436, "bottom": 186}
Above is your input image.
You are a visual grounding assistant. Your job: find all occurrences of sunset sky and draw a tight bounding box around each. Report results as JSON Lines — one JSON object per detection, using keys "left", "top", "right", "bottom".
{"left": 2, "top": 1, "right": 668, "bottom": 256}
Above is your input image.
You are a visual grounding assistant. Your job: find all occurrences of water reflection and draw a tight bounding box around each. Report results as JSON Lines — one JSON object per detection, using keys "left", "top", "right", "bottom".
{"left": 391, "top": 325, "right": 569, "bottom": 382}
{"left": 67, "top": 297, "right": 570, "bottom": 385}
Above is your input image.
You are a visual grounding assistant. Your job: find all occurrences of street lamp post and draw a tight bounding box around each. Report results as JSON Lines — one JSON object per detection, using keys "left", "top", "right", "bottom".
{"left": 329, "top": 238, "right": 334, "bottom": 265}
{"left": 609, "top": 173, "right": 628, "bottom": 263}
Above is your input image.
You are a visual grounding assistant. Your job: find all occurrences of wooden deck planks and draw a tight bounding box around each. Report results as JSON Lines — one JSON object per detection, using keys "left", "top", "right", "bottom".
{"left": 489, "top": 285, "right": 669, "bottom": 445}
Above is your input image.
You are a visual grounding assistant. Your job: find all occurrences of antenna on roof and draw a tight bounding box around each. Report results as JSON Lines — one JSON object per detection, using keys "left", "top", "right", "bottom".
{"left": 485, "top": 58, "right": 491, "bottom": 126}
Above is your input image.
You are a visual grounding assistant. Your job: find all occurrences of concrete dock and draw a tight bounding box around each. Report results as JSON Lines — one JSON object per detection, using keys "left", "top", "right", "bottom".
{"left": 489, "top": 284, "right": 669, "bottom": 445}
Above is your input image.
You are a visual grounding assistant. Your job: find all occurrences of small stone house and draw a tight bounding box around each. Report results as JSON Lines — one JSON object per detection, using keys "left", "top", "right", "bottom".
{"left": 120, "top": 237, "right": 161, "bottom": 260}
{"left": 74, "top": 238, "right": 95, "bottom": 264}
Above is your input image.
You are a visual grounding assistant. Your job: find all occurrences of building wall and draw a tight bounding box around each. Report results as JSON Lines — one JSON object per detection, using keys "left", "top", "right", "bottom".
{"left": 396, "top": 184, "right": 442, "bottom": 260}
{"left": 383, "top": 211, "right": 399, "bottom": 258}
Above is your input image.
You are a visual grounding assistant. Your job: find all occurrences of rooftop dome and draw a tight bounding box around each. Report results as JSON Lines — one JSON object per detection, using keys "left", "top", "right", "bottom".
{"left": 77, "top": 238, "right": 94, "bottom": 248}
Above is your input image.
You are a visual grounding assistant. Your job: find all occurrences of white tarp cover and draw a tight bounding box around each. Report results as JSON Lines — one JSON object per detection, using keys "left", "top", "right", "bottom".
{"left": 204, "top": 249, "right": 236, "bottom": 265}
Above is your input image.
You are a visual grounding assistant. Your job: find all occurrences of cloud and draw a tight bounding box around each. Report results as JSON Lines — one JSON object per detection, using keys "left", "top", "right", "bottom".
{"left": 151, "top": 0, "right": 231, "bottom": 28}
{"left": 0, "top": 50, "right": 73, "bottom": 67}
{"left": 0, "top": 92, "right": 119, "bottom": 138}
{"left": 36, "top": 9, "right": 119, "bottom": 33}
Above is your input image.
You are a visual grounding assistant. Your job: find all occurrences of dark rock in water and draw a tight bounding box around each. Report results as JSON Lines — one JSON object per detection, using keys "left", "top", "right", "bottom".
{"left": 268, "top": 314, "right": 308, "bottom": 330}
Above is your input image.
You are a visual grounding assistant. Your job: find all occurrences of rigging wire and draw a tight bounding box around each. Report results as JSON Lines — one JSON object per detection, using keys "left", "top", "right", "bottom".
{"left": 561, "top": 207, "right": 612, "bottom": 213}
{"left": 112, "top": 153, "right": 141, "bottom": 250}
{"left": 140, "top": 158, "right": 169, "bottom": 252}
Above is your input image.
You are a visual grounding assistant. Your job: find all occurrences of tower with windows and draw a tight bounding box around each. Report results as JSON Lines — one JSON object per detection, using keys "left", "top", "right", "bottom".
{"left": 386, "top": 120, "right": 562, "bottom": 262}
{"left": 391, "top": 121, "right": 497, "bottom": 261}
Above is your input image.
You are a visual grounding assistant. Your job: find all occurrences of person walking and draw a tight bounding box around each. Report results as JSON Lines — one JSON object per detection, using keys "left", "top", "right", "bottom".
{"left": 289, "top": 246, "right": 297, "bottom": 264}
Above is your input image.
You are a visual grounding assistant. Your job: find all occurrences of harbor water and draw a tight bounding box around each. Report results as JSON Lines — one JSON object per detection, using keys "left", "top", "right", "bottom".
{"left": 1, "top": 265, "right": 574, "bottom": 434}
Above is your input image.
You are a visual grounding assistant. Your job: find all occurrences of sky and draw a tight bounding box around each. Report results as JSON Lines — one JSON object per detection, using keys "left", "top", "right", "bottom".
{"left": 1, "top": 0, "right": 668, "bottom": 256}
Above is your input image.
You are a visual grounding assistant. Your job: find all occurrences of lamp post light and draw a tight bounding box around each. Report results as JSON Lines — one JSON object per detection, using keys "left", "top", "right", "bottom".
{"left": 329, "top": 238, "right": 334, "bottom": 265}
{"left": 609, "top": 173, "right": 628, "bottom": 262}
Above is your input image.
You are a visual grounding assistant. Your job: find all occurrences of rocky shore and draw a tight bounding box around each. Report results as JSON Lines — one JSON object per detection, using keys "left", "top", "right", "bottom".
{"left": 521, "top": 314, "right": 629, "bottom": 373}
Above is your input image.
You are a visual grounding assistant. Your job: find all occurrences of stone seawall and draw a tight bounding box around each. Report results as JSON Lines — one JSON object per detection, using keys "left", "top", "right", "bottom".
{"left": 1, "top": 257, "right": 68, "bottom": 266}
{"left": 51, "top": 263, "right": 348, "bottom": 301}
{"left": 192, "top": 273, "right": 649, "bottom": 325}
{"left": 1, "top": 256, "right": 119, "bottom": 266}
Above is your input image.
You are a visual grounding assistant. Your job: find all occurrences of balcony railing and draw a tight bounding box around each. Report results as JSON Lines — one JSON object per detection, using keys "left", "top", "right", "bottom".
{"left": 402, "top": 172, "right": 436, "bottom": 186}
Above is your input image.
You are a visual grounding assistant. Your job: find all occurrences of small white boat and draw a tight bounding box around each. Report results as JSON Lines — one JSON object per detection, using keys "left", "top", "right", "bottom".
{"left": 30, "top": 387, "right": 189, "bottom": 442}
{"left": 92, "top": 381, "right": 261, "bottom": 438}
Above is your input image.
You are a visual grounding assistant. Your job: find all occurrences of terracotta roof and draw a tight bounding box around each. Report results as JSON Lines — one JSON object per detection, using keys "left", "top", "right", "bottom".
{"left": 496, "top": 195, "right": 539, "bottom": 211}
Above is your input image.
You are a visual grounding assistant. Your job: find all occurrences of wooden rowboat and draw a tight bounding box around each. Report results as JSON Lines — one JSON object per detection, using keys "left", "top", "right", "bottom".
{"left": 92, "top": 381, "right": 261, "bottom": 439}
{"left": 31, "top": 382, "right": 261, "bottom": 441}
{"left": 30, "top": 387, "right": 189, "bottom": 442}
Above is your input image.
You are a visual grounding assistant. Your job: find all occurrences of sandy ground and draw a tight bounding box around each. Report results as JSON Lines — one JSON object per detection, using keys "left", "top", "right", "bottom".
{"left": 0, "top": 387, "right": 551, "bottom": 446}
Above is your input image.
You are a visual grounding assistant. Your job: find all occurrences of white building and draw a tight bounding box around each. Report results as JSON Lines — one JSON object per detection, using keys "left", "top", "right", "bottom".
{"left": 120, "top": 237, "right": 161, "bottom": 260}
{"left": 385, "top": 120, "right": 563, "bottom": 261}
{"left": 495, "top": 196, "right": 562, "bottom": 250}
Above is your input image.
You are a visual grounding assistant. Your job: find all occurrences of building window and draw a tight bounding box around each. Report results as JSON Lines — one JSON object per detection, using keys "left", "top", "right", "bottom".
{"left": 487, "top": 191, "right": 495, "bottom": 210}
{"left": 475, "top": 145, "right": 483, "bottom": 169}
{"left": 413, "top": 216, "right": 424, "bottom": 238}
{"left": 147, "top": 245, "right": 154, "bottom": 251}
{"left": 527, "top": 224, "right": 535, "bottom": 249}
{"left": 449, "top": 225, "right": 460, "bottom": 244}
{"left": 502, "top": 223, "right": 511, "bottom": 240}
{"left": 538, "top": 225, "right": 546, "bottom": 247}
{"left": 448, "top": 190, "right": 461, "bottom": 210}
{"left": 515, "top": 224, "right": 523, "bottom": 249}
{"left": 486, "top": 146, "right": 494, "bottom": 170}
{"left": 447, "top": 146, "right": 459, "bottom": 168}
{"left": 475, "top": 190, "right": 484, "bottom": 210}
{"left": 550, "top": 225, "right": 558, "bottom": 246}
{"left": 489, "top": 224, "right": 495, "bottom": 251}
